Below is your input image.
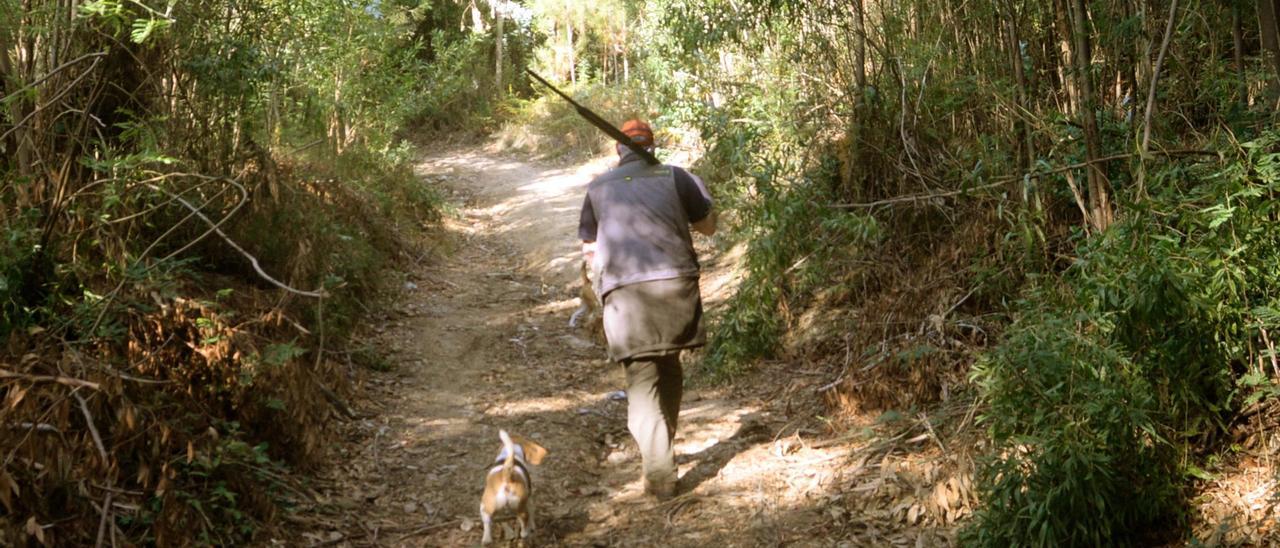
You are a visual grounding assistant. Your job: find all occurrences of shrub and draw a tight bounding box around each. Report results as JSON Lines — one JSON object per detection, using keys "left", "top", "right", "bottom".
{"left": 966, "top": 130, "right": 1280, "bottom": 545}
{"left": 968, "top": 307, "right": 1179, "bottom": 546}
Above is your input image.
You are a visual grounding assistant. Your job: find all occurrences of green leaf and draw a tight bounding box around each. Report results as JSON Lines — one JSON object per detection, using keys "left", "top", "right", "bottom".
{"left": 1185, "top": 465, "right": 1216, "bottom": 481}
{"left": 130, "top": 18, "right": 171, "bottom": 44}
{"left": 263, "top": 342, "right": 306, "bottom": 367}
{"left": 1201, "top": 204, "right": 1235, "bottom": 229}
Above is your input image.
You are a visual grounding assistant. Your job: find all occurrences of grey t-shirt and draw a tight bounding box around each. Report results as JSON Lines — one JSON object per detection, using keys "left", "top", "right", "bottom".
{"left": 578, "top": 154, "right": 712, "bottom": 297}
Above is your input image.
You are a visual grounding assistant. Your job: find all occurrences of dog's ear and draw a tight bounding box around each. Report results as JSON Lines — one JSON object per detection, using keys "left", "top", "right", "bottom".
{"left": 511, "top": 435, "right": 548, "bottom": 465}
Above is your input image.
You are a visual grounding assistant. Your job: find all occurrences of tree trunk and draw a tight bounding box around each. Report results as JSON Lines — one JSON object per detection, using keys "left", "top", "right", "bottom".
{"left": 567, "top": 23, "right": 576, "bottom": 85}
{"left": 1234, "top": 2, "right": 1249, "bottom": 107}
{"left": 0, "top": 10, "right": 12, "bottom": 92}
{"left": 1054, "top": 0, "right": 1078, "bottom": 115}
{"left": 1258, "top": 0, "right": 1280, "bottom": 97}
{"left": 494, "top": 4, "right": 504, "bottom": 96}
{"left": 1069, "top": 0, "right": 1111, "bottom": 232}
{"left": 842, "top": 0, "right": 869, "bottom": 200}
{"left": 330, "top": 74, "right": 345, "bottom": 155}
{"left": 0, "top": 16, "right": 14, "bottom": 163}
{"left": 1135, "top": 0, "right": 1152, "bottom": 110}
{"left": 1004, "top": 0, "right": 1034, "bottom": 174}
{"left": 1119, "top": 0, "right": 1138, "bottom": 122}
{"left": 268, "top": 84, "right": 282, "bottom": 147}
{"left": 852, "top": 0, "right": 867, "bottom": 92}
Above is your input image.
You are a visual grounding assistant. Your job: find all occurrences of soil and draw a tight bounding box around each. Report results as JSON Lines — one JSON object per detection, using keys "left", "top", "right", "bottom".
{"left": 279, "top": 146, "right": 967, "bottom": 547}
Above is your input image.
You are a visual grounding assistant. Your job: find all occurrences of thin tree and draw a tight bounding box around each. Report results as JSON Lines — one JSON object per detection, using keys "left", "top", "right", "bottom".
{"left": 1259, "top": 0, "right": 1280, "bottom": 98}
{"left": 495, "top": 1, "right": 505, "bottom": 95}
{"left": 1069, "top": 0, "right": 1112, "bottom": 231}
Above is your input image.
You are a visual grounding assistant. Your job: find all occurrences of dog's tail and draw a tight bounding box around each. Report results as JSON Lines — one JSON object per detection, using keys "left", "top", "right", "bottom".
{"left": 498, "top": 429, "right": 516, "bottom": 477}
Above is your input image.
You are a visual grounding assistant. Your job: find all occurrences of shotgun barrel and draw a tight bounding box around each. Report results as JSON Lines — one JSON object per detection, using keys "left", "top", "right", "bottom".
{"left": 526, "top": 69, "right": 660, "bottom": 166}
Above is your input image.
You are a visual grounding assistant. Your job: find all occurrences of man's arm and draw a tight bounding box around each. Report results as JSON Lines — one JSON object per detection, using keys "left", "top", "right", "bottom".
{"left": 675, "top": 167, "right": 716, "bottom": 236}
{"left": 579, "top": 193, "right": 598, "bottom": 262}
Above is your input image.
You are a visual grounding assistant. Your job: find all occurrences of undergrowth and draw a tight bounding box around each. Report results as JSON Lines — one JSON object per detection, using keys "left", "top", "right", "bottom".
{"left": 0, "top": 2, "right": 444, "bottom": 544}
{"left": 965, "top": 131, "right": 1280, "bottom": 546}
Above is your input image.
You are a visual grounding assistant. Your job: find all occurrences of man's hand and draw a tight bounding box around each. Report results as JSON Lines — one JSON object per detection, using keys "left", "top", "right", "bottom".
{"left": 582, "top": 240, "right": 597, "bottom": 262}
{"left": 692, "top": 210, "right": 717, "bottom": 237}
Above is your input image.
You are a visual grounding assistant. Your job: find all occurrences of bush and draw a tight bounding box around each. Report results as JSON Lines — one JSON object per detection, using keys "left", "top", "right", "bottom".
{"left": 966, "top": 131, "right": 1280, "bottom": 545}
{"left": 0, "top": 2, "right": 443, "bottom": 543}
{"left": 703, "top": 151, "right": 881, "bottom": 377}
{"left": 968, "top": 308, "right": 1179, "bottom": 546}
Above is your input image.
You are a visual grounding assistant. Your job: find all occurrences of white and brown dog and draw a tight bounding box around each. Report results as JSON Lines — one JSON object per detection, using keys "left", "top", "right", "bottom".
{"left": 480, "top": 429, "right": 548, "bottom": 544}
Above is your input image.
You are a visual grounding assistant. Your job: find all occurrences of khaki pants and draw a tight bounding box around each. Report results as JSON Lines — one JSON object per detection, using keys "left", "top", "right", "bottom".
{"left": 623, "top": 353, "right": 683, "bottom": 491}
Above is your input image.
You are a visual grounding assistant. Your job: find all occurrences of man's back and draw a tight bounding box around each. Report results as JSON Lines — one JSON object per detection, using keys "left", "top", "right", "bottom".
{"left": 579, "top": 158, "right": 709, "bottom": 298}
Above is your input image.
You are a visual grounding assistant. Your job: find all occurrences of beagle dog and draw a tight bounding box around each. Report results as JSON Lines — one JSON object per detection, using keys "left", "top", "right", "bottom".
{"left": 480, "top": 429, "right": 548, "bottom": 544}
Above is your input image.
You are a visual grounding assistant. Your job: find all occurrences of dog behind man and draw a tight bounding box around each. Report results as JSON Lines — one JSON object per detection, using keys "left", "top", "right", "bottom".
{"left": 569, "top": 258, "right": 604, "bottom": 341}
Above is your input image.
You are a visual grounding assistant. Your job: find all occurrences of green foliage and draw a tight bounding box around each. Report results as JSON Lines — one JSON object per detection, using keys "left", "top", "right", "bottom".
{"left": 0, "top": 210, "right": 43, "bottom": 337}
{"left": 118, "top": 422, "right": 286, "bottom": 546}
{"left": 1, "top": 0, "right": 443, "bottom": 543}
{"left": 415, "top": 32, "right": 501, "bottom": 128}
{"left": 966, "top": 131, "right": 1280, "bottom": 545}
{"left": 496, "top": 80, "right": 655, "bottom": 158}
{"left": 704, "top": 152, "right": 882, "bottom": 377}
{"left": 968, "top": 306, "right": 1179, "bottom": 546}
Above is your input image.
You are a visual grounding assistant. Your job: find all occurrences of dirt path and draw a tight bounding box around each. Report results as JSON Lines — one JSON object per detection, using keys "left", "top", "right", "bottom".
{"left": 284, "top": 147, "right": 957, "bottom": 547}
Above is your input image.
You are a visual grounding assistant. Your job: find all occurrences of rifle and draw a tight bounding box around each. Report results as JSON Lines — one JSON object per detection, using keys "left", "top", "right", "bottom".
{"left": 525, "top": 69, "right": 660, "bottom": 166}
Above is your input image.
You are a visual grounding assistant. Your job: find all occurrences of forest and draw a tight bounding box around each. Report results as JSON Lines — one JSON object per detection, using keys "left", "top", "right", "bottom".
{"left": 2, "top": 0, "right": 1279, "bottom": 545}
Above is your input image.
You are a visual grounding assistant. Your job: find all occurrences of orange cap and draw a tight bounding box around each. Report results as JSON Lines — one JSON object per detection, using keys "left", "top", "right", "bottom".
{"left": 620, "top": 119, "right": 654, "bottom": 148}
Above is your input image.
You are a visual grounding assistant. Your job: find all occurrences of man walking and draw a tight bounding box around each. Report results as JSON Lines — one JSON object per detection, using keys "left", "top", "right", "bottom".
{"left": 578, "top": 119, "right": 716, "bottom": 499}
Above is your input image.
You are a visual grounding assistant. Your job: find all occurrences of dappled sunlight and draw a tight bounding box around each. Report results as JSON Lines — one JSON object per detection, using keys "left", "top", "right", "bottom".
{"left": 572, "top": 398, "right": 868, "bottom": 543}
{"left": 419, "top": 151, "right": 618, "bottom": 284}
{"left": 483, "top": 391, "right": 608, "bottom": 417}
{"left": 516, "top": 157, "right": 612, "bottom": 197}
{"left": 698, "top": 241, "right": 747, "bottom": 308}
{"left": 1192, "top": 458, "right": 1280, "bottom": 544}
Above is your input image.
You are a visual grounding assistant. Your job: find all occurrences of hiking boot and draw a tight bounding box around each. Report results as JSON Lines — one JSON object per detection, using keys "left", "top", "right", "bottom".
{"left": 644, "top": 477, "right": 677, "bottom": 501}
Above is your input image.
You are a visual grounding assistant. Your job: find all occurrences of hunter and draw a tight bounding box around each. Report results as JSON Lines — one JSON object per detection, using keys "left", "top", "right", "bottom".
{"left": 578, "top": 119, "right": 716, "bottom": 499}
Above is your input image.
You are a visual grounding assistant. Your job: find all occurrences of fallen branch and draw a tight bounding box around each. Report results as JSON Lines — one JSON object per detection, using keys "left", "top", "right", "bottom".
{"left": 111, "top": 371, "right": 171, "bottom": 385}
{"left": 95, "top": 492, "right": 113, "bottom": 548}
{"left": 0, "top": 51, "right": 108, "bottom": 103}
{"left": 291, "top": 138, "right": 325, "bottom": 154}
{"left": 144, "top": 181, "right": 327, "bottom": 298}
{"left": 0, "top": 368, "right": 101, "bottom": 391}
{"left": 73, "top": 391, "right": 109, "bottom": 463}
{"left": 89, "top": 173, "right": 252, "bottom": 335}
{"left": 308, "top": 375, "right": 358, "bottom": 420}
{"left": 5, "top": 422, "right": 60, "bottom": 433}
{"left": 1260, "top": 327, "right": 1280, "bottom": 379}
{"left": 918, "top": 412, "right": 948, "bottom": 454}
{"left": 308, "top": 295, "right": 357, "bottom": 420}
{"left": 832, "top": 149, "right": 1218, "bottom": 210}
{"left": 0, "top": 54, "right": 106, "bottom": 143}
{"left": 88, "top": 496, "right": 125, "bottom": 548}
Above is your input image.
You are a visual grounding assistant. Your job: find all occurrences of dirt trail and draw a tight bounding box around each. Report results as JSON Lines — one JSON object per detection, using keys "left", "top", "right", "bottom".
{"left": 284, "top": 147, "right": 942, "bottom": 547}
